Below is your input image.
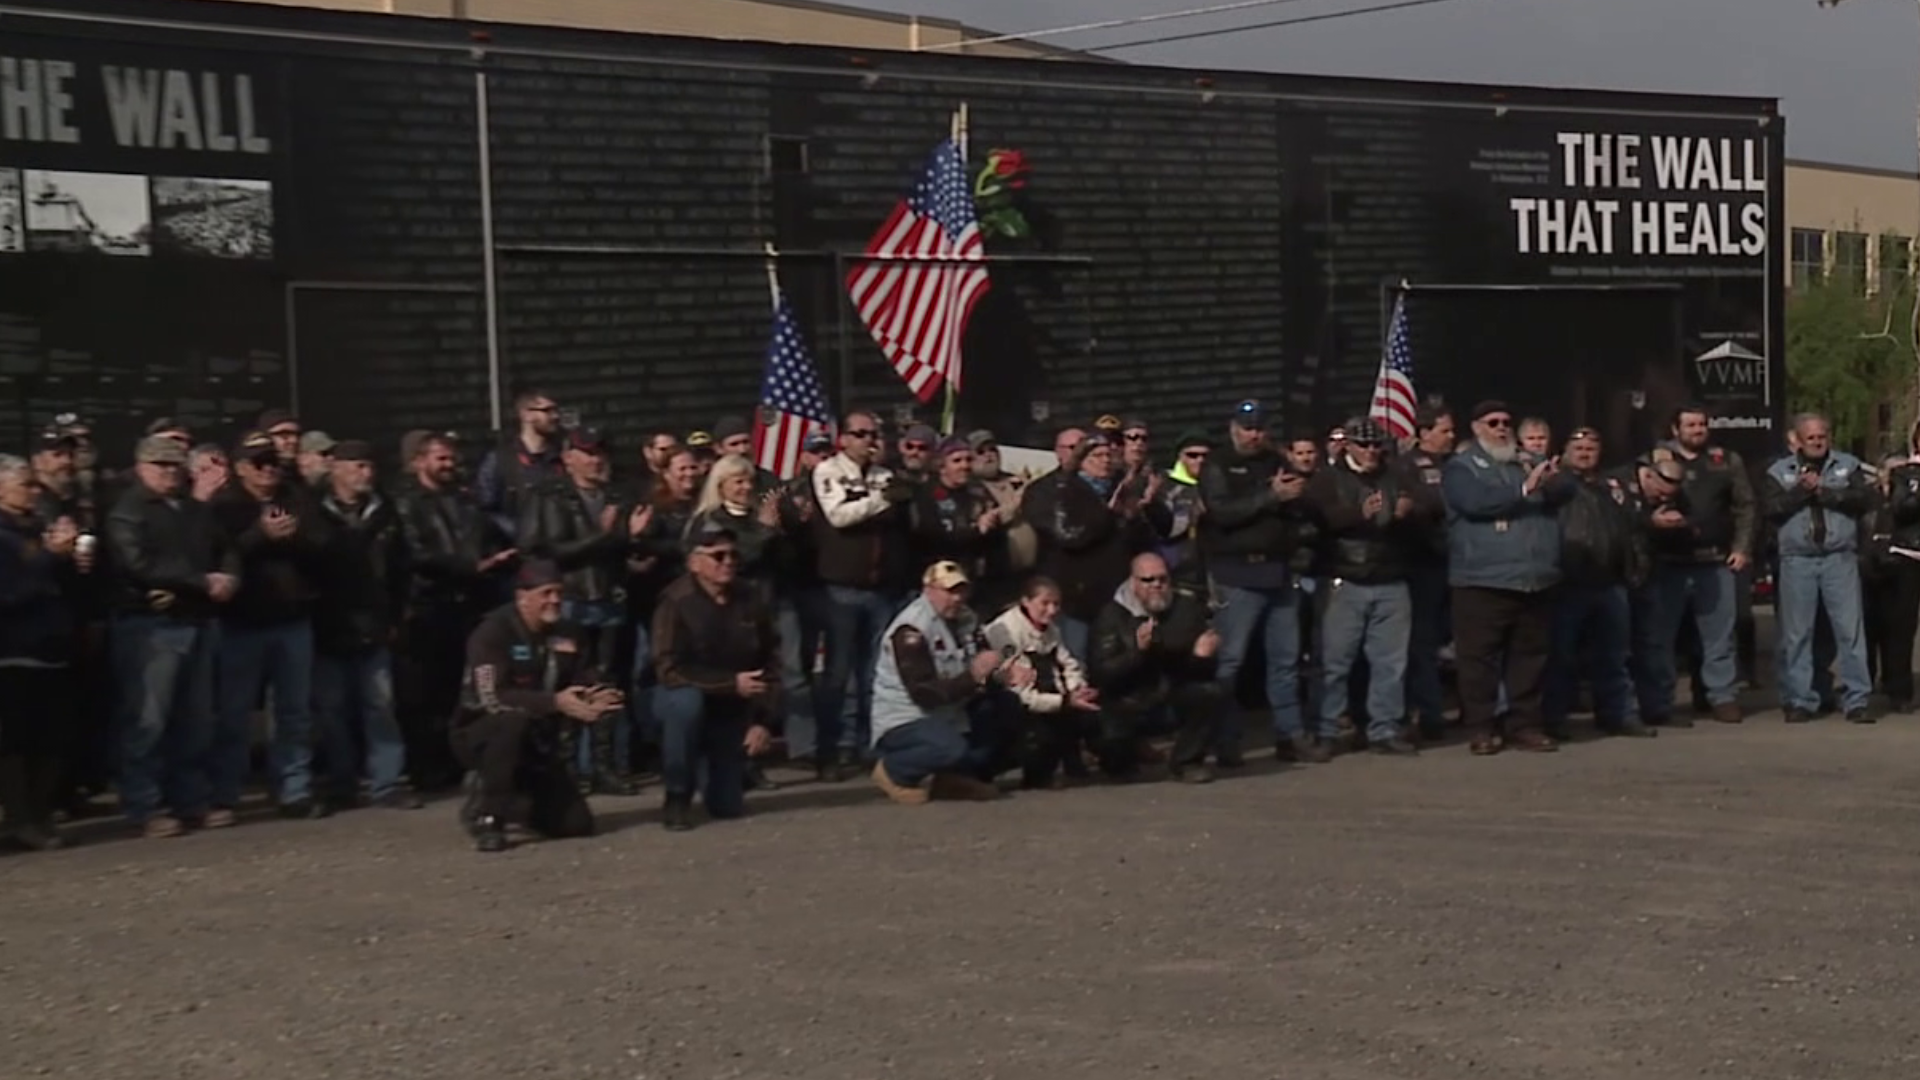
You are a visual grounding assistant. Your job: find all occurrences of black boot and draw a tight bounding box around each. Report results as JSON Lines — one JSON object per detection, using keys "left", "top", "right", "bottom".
{"left": 745, "top": 761, "right": 780, "bottom": 793}
{"left": 0, "top": 755, "right": 63, "bottom": 851}
{"left": 662, "top": 793, "right": 694, "bottom": 832}
{"left": 472, "top": 815, "right": 508, "bottom": 853}
{"left": 587, "top": 721, "right": 638, "bottom": 796}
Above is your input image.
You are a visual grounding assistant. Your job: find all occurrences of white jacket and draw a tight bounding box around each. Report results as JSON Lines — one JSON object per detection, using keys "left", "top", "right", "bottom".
{"left": 982, "top": 604, "right": 1087, "bottom": 714}
{"left": 811, "top": 451, "right": 895, "bottom": 530}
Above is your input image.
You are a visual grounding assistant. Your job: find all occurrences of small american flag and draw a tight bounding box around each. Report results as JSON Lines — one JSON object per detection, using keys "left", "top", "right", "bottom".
{"left": 752, "top": 288, "right": 834, "bottom": 480}
{"left": 1369, "top": 295, "right": 1418, "bottom": 440}
{"left": 846, "top": 137, "right": 990, "bottom": 403}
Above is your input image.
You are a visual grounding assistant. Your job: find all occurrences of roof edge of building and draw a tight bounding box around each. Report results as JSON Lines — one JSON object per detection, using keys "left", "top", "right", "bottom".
{"left": 1788, "top": 157, "right": 1920, "bottom": 182}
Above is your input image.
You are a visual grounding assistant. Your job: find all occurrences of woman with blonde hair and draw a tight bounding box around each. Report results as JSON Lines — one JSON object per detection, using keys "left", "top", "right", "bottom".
{"left": 686, "top": 454, "right": 783, "bottom": 586}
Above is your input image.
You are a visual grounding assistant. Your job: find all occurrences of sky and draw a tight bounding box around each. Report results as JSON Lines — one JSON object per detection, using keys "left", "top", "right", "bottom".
{"left": 853, "top": 0, "right": 1920, "bottom": 172}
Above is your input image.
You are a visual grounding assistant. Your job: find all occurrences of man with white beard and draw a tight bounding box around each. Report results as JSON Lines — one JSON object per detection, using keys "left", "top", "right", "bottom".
{"left": 1441, "top": 401, "right": 1574, "bottom": 756}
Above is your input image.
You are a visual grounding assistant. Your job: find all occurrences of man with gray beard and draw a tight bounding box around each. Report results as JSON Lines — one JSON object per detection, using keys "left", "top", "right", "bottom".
{"left": 1089, "top": 553, "right": 1224, "bottom": 782}
{"left": 1441, "top": 401, "right": 1574, "bottom": 755}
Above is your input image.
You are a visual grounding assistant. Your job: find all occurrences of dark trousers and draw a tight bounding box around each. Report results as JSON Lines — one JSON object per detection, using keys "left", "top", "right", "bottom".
{"left": 1103, "top": 681, "right": 1223, "bottom": 774}
{"left": 1451, "top": 586, "right": 1554, "bottom": 739}
{"left": 1866, "top": 558, "right": 1920, "bottom": 703}
{"left": 1017, "top": 707, "right": 1095, "bottom": 787}
{"left": 653, "top": 685, "right": 749, "bottom": 817}
{"left": 0, "top": 665, "right": 70, "bottom": 830}
{"left": 397, "top": 601, "right": 476, "bottom": 789}
{"left": 449, "top": 709, "right": 594, "bottom": 839}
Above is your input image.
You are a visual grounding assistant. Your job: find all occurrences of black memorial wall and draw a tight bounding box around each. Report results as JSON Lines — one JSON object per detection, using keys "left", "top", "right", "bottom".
{"left": 0, "top": 0, "right": 1783, "bottom": 465}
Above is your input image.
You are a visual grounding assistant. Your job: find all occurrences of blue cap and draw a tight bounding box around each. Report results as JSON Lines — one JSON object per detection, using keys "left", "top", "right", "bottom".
{"left": 803, "top": 431, "right": 833, "bottom": 452}
{"left": 1231, "top": 399, "right": 1265, "bottom": 428}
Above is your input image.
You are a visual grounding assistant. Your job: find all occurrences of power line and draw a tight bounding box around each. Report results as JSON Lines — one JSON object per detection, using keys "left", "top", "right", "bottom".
{"left": 1091, "top": 0, "right": 1480, "bottom": 53}
{"left": 920, "top": 0, "right": 1330, "bottom": 51}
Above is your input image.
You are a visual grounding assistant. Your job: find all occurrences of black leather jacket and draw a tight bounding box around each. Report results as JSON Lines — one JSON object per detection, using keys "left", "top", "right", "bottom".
{"left": 1090, "top": 588, "right": 1217, "bottom": 715}
{"left": 103, "top": 483, "right": 237, "bottom": 620}
{"left": 207, "top": 480, "right": 325, "bottom": 626}
{"left": 393, "top": 477, "right": 507, "bottom": 607}
{"left": 1556, "top": 470, "right": 1635, "bottom": 588}
{"left": 517, "top": 479, "right": 637, "bottom": 604}
{"left": 1886, "top": 463, "right": 1920, "bottom": 552}
{"left": 910, "top": 477, "right": 997, "bottom": 577}
{"left": 1034, "top": 472, "right": 1144, "bottom": 622}
{"left": 312, "top": 491, "right": 408, "bottom": 654}
{"left": 1300, "top": 459, "right": 1427, "bottom": 584}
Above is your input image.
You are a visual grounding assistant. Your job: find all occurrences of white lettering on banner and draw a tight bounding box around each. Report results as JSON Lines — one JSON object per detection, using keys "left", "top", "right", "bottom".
{"left": 1512, "top": 132, "right": 1766, "bottom": 258}
{"left": 1709, "top": 416, "right": 1774, "bottom": 431}
{"left": 0, "top": 56, "right": 269, "bottom": 154}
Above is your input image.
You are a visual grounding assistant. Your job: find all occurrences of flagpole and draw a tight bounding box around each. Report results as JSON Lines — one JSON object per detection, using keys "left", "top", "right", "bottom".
{"left": 763, "top": 240, "right": 781, "bottom": 308}
{"left": 940, "top": 104, "right": 970, "bottom": 436}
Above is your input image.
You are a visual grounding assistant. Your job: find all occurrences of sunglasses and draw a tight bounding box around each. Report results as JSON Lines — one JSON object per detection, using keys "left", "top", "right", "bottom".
{"left": 902, "top": 441, "right": 930, "bottom": 452}
{"left": 1351, "top": 441, "right": 1385, "bottom": 450}
{"left": 1181, "top": 449, "right": 1210, "bottom": 459}
{"left": 244, "top": 455, "right": 282, "bottom": 469}
{"left": 1482, "top": 417, "right": 1513, "bottom": 429}
{"left": 1123, "top": 432, "right": 1148, "bottom": 442}
{"left": 844, "top": 429, "right": 876, "bottom": 440}
{"left": 696, "top": 548, "right": 739, "bottom": 563}
{"left": 1135, "top": 574, "right": 1169, "bottom": 585}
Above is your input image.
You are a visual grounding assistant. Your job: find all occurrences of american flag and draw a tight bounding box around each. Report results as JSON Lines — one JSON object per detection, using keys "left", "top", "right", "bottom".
{"left": 846, "top": 137, "right": 990, "bottom": 402}
{"left": 752, "top": 288, "right": 834, "bottom": 480}
{"left": 1369, "top": 295, "right": 1418, "bottom": 439}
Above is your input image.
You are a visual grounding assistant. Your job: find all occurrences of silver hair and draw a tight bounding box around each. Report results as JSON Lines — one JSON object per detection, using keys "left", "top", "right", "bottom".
{"left": 1791, "top": 412, "right": 1828, "bottom": 433}
{"left": 0, "top": 454, "right": 28, "bottom": 485}
{"left": 188, "top": 443, "right": 226, "bottom": 470}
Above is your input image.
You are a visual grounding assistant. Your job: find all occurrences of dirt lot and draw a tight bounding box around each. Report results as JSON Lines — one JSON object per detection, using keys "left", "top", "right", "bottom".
{"left": 6, "top": 705, "right": 1920, "bottom": 1080}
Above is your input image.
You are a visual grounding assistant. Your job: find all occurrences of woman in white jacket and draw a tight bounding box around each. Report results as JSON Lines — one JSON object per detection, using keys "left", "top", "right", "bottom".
{"left": 983, "top": 577, "right": 1101, "bottom": 789}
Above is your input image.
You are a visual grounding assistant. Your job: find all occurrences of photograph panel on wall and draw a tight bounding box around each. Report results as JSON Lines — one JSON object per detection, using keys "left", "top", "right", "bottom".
{"left": 152, "top": 176, "right": 275, "bottom": 260}
{"left": 0, "top": 169, "right": 21, "bottom": 254}
{"left": 22, "top": 170, "right": 152, "bottom": 256}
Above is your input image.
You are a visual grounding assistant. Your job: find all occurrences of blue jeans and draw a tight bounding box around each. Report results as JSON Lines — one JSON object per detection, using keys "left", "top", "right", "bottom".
{"left": 1057, "top": 616, "right": 1092, "bottom": 669}
{"left": 1318, "top": 580, "right": 1412, "bottom": 742}
{"left": 1642, "top": 563, "right": 1738, "bottom": 714}
{"left": 627, "top": 620, "right": 656, "bottom": 751}
{"left": 653, "top": 685, "right": 750, "bottom": 818}
{"left": 112, "top": 615, "right": 219, "bottom": 823}
{"left": 1405, "top": 564, "right": 1449, "bottom": 726}
{"left": 214, "top": 619, "right": 316, "bottom": 807}
{"left": 1778, "top": 554, "right": 1872, "bottom": 712}
{"left": 1212, "top": 582, "right": 1306, "bottom": 745}
{"left": 814, "top": 586, "right": 901, "bottom": 759}
{"left": 778, "top": 588, "right": 829, "bottom": 758}
{"left": 314, "top": 648, "right": 406, "bottom": 799}
{"left": 873, "top": 696, "right": 1015, "bottom": 788}
{"left": 1544, "top": 584, "right": 1634, "bottom": 726}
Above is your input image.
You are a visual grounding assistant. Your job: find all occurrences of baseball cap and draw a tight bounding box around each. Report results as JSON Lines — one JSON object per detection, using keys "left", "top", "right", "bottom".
{"left": 1230, "top": 399, "right": 1265, "bottom": 429}
{"left": 685, "top": 430, "right": 714, "bottom": 450}
{"left": 234, "top": 430, "right": 278, "bottom": 463}
{"left": 1470, "top": 400, "right": 1512, "bottom": 423}
{"left": 1121, "top": 417, "right": 1149, "bottom": 433}
{"left": 298, "top": 430, "right": 337, "bottom": 455}
{"left": 902, "top": 424, "right": 939, "bottom": 447}
{"left": 258, "top": 408, "right": 299, "bottom": 433}
{"left": 565, "top": 428, "right": 609, "bottom": 454}
{"left": 712, "top": 415, "right": 752, "bottom": 442}
{"left": 333, "top": 439, "right": 375, "bottom": 463}
{"left": 135, "top": 435, "right": 189, "bottom": 465}
{"left": 1346, "top": 419, "right": 1388, "bottom": 447}
{"left": 1092, "top": 414, "right": 1123, "bottom": 433}
{"left": 922, "top": 560, "right": 971, "bottom": 591}
{"left": 802, "top": 431, "right": 834, "bottom": 453}
{"left": 935, "top": 435, "right": 972, "bottom": 458}
{"left": 145, "top": 416, "right": 191, "bottom": 440}
{"left": 966, "top": 429, "right": 997, "bottom": 452}
{"left": 36, "top": 425, "right": 78, "bottom": 449}
{"left": 1174, "top": 429, "right": 1213, "bottom": 452}
{"left": 687, "top": 518, "right": 739, "bottom": 549}
{"left": 514, "top": 559, "right": 563, "bottom": 591}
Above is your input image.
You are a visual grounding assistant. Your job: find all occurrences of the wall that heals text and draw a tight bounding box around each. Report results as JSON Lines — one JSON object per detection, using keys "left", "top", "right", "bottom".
{"left": 0, "top": 41, "right": 285, "bottom": 457}
{"left": 0, "top": 0, "right": 1781, "bottom": 463}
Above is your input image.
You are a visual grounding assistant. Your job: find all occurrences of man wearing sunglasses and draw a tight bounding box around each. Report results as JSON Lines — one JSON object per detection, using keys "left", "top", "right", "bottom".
{"left": 1441, "top": 400, "right": 1575, "bottom": 755}
{"left": 207, "top": 430, "right": 327, "bottom": 819}
{"left": 809, "top": 410, "right": 915, "bottom": 781}
{"left": 1142, "top": 431, "right": 1211, "bottom": 592}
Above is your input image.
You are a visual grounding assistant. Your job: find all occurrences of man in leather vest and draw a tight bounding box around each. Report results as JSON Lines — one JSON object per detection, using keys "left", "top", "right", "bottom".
{"left": 394, "top": 434, "right": 517, "bottom": 790}
{"left": 1197, "top": 399, "right": 1312, "bottom": 765}
{"left": 1544, "top": 429, "right": 1653, "bottom": 740}
{"left": 1402, "top": 404, "right": 1456, "bottom": 739}
{"left": 516, "top": 427, "right": 652, "bottom": 795}
{"left": 868, "top": 561, "right": 1024, "bottom": 805}
{"left": 452, "top": 560, "right": 619, "bottom": 853}
{"left": 1644, "top": 405, "right": 1756, "bottom": 725}
{"left": 1302, "top": 419, "right": 1434, "bottom": 755}
{"left": 475, "top": 387, "right": 565, "bottom": 541}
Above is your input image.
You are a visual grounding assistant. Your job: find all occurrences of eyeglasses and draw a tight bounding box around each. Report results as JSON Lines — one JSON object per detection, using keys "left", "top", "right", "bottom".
{"left": 902, "top": 441, "right": 930, "bottom": 452}
{"left": 1181, "top": 450, "right": 1209, "bottom": 459}
{"left": 1351, "top": 441, "right": 1385, "bottom": 451}
{"left": 1482, "top": 417, "right": 1513, "bottom": 429}
{"left": 844, "top": 429, "right": 876, "bottom": 440}
{"left": 1135, "top": 574, "right": 1169, "bottom": 585}
{"left": 1123, "top": 432, "right": 1148, "bottom": 442}
{"left": 697, "top": 548, "right": 739, "bottom": 563}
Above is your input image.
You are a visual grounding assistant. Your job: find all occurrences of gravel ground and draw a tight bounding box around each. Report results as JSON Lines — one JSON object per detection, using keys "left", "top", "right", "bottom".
{"left": 6, "top": 704, "right": 1920, "bottom": 1080}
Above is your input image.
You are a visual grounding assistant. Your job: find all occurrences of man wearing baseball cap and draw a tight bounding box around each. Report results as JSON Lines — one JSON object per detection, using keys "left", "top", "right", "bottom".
{"left": 451, "top": 559, "right": 620, "bottom": 853}
{"left": 868, "top": 560, "right": 1027, "bottom": 804}
{"left": 297, "top": 430, "right": 337, "bottom": 490}
{"left": 1199, "top": 399, "right": 1314, "bottom": 765}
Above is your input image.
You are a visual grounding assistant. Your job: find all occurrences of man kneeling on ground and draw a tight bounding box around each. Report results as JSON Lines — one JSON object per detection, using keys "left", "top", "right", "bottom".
{"left": 651, "top": 521, "right": 778, "bottom": 832}
{"left": 1090, "top": 553, "right": 1224, "bottom": 782}
{"left": 453, "top": 560, "right": 624, "bottom": 853}
{"left": 870, "top": 561, "right": 1032, "bottom": 804}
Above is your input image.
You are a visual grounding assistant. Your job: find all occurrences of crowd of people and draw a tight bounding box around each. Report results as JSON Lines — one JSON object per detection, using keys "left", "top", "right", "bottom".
{"left": 0, "top": 391, "right": 1908, "bottom": 854}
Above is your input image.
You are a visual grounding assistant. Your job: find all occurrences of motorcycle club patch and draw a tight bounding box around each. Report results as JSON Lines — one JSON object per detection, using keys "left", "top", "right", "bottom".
{"left": 510, "top": 644, "right": 532, "bottom": 662}
{"left": 551, "top": 637, "right": 578, "bottom": 654}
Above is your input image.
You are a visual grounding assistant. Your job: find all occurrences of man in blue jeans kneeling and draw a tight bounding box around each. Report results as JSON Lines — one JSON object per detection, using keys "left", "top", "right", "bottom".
{"left": 869, "top": 561, "right": 1028, "bottom": 804}
{"left": 650, "top": 521, "right": 778, "bottom": 831}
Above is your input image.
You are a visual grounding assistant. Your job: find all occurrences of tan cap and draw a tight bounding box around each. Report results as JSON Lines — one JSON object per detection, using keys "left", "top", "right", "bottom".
{"left": 135, "top": 435, "right": 188, "bottom": 465}
{"left": 922, "top": 560, "right": 971, "bottom": 591}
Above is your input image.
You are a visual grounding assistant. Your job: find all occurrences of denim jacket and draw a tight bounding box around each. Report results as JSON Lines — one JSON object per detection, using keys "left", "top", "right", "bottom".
{"left": 1441, "top": 443, "right": 1570, "bottom": 593}
{"left": 1764, "top": 450, "right": 1873, "bottom": 558}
